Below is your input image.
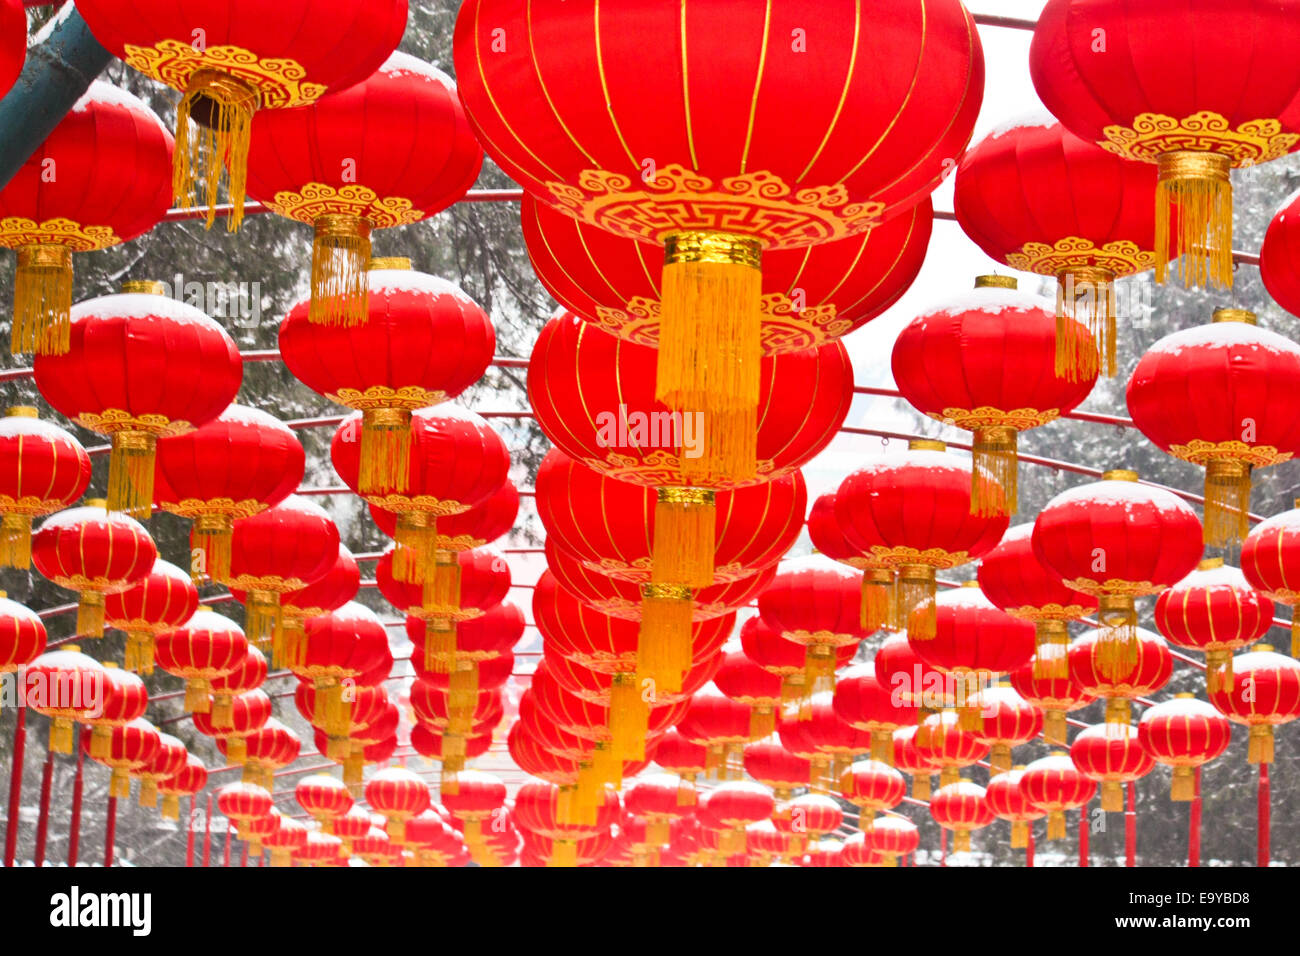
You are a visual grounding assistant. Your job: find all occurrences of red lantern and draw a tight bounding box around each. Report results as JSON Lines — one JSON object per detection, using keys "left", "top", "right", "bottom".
{"left": 801, "top": 839, "right": 845, "bottom": 868}
{"left": 216, "top": 782, "right": 273, "bottom": 830}
{"left": 808, "top": 491, "right": 897, "bottom": 633}
{"left": 406, "top": 601, "right": 523, "bottom": 676}
{"left": 1129, "top": 308, "right": 1300, "bottom": 544}
{"left": 892, "top": 276, "right": 1097, "bottom": 512}
{"left": 840, "top": 759, "right": 906, "bottom": 828}
{"left": 1020, "top": 752, "right": 1098, "bottom": 841}
{"left": 971, "top": 684, "right": 1044, "bottom": 774}
{"left": 954, "top": 118, "right": 1163, "bottom": 378}
{"left": 740, "top": 615, "right": 854, "bottom": 708}
{"left": 835, "top": 440, "right": 1009, "bottom": 637}
{"left": 514, "top": 779, "right": 619, "bottom": 866}
{"left": 261, "top": 817, "right": 309, "bottom": 868}
{"left": 365, "top": 767, "right": 432, "bottom": 844}
{"left": 157, "top": 754, "right": 207, "bottom": 821}
{"left": 295, "top": 831, "right": 345, "bottom": 868}
{"left": 1207, "top": 645, "right": 1300, "bottom": 764}
{"left": 25, "top": 646, "right": 107, "bottom": 752}
{"left": 136, "top": 732, "right": 188, "bottom": 808}
{"left": 698, "top": 782, "right": 775, "bottom": 857}
{"left": 227, "top": 495, "right": 339, "bottom": 657}
{"left": 931, "top": 780, "right": 995, "bottom": 853}
{"left": 332, "top": 406, "right": 509, "bottom": 583}
{"left": 1030, "top": 0, "right": 1300, "bottom": 289}
{"left": 652, "top": 730, "right": 709, "bottom": 806}
{"left": 678, "top": 685, "right": 754, "bottom": 781}
{"left": 105, "top": 558, "right": 199, "bottom": 675}
{"left": 1242, "top": 502, "right": 1300, "bottom": 655}
{"left": 0, "top": 82, "right": 172, "bottom": 354}
{"left": 154, "top": 606, "right": 249, "bottom": 713}
{"left": 978, "top": 522, "right": 1099, "bottom": 679}
{"left": 1009, "top": 655, "right": 1096, "bottom": 748}
{"left": 273, "top": 544, "right": 360, "bottom": 649}
{"left": 209, "top": 645, "right": 267, "bottom": 725}
{"left": 716, "top": 648, "right": 784, "bottom": 742}
{"left": 1033, "top": 469, "right": 1202, "bottom": 678}
{"left": 32, "top": 502, "right": 156, "bottom": 637}
{"left": 914, "top": 710, "right": 991, "bottom": 790}
{"left": 1139, "top": 693, "right": 1234, "bottom": 797}
{"left": 892, "top": 726, "right": 940, "bottom": 801}
{"left": 866, "top": 815, "right": 919, "bottom": 866}
{"left": 83, "top": 664, "right": 148, "bottom": 761}
{"left": 523, "top": 191, "right": 931, "bottom": 354}
{"left": 742, "top": 743, "right": 811, "bottom": 801}
{"left": 377, "top": 545, "right": 509, "bottom": 629}
{"left": 1070, "top": 723, "right": 1156, "bottom": 811}
{"left": 33, "top": 288, "right": 242, "bottom": 516}
{"left": 0, "top": 594, "right": 45, "bottom": 674}
{"left": 154, "top": 404, "right": 304, "bottom": 583}
{"left": 248, "top": 52, "right": 481, "bottom": 327}
{"left": 83, "top": 717, "right": 161, "bottom": 798}
{"left": 457, "top": 0, "right": 981, "bottom": 483}
{"left": 1155, "top": 558, "right": 1274, "bottom": 694}
{"left": 833, "top": 662, "right": 920, "bottom": 765}
{"left": 773, "top": 793, "right": 843, "bottom": 849}
{"left": 758, "top": 555, "right": 870, "bottom": 698}
{"left": 1070, "top": 626, "right": 1173, "bottom": 726}
{"left": 985, "top": 767, "right": 1046, "bottom": 850}
{"left": 76, "top": 0, "right": 406, "bottom": 228}
{"left": 193, "top": 688, "right": 270, "bottom": 764}
{"left": 288, "top": 602, "right": 390, "bottom": 738}
{"left": 224, "top": 717, "right": 300, "bottom": 791}
{"left": 873, "top": 632, "right": 951, "bottom": 712}
{"left": 0, "top": 406, "right": 91, "bottom": 567}
{"left": 1261, "top": 188, "right": 1300, "bottom": 318}
{"left": 371, "top": 477, "right": 518, "bottom": 573}
{"left": 442, "top": 769, "right": 508, "bottom": 858}
{"left": 0, "top": 0, "right": 22, "bottom": 98}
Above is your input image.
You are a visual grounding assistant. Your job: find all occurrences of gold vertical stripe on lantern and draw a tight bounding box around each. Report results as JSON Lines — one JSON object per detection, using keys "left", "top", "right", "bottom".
{"left": 107, "top": 431, "right": 157, "bottom": 519}
{"left": 1155, "top": 152, "right": 1233, "bottom": 291}
{"left": 359, "top": 407, "right": 412, "bottom": 495}
{"left": 311, "top": 215, "right": 372, "bottom": 326}
{"left": 12, "top": 245, "right": 73, "bottom": 356}
{"left": 174, "top": 70, "right": 259, "bottom": 232}
{"left": 658, "top": 232, "right": 762, "bottom": 482}
{"left": 971, "top": 426, "right": 1017, "bottom": 517}
{"left": 652, "top": 486, "right": 715, "bottom": 589}
{"left": 637, "top": 582, "right": 693, "bottom": 695}
{"left": 1055, "top": 266, "right": 1116, "bottom": 381}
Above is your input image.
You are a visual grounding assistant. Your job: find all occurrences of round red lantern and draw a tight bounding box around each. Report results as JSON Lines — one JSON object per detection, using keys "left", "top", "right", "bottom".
{"left": 105, "top": 557, "right": 199, "bottom": 675}
{"left": 1207, "top": 646, "right": 1300, "bottom": 764}
{"left": 157, "top": 754, "right": 207, "bottom": 821}
{"left": 1070, "top": 625, "right": 1173, "bottom": 726}
{"left": 740, "top": 615, "right": 854, "bottom": 707}
{"left": 0, "top": 406, "right": 91, "bottom": 567}
{"left": 985, "top": 767, "right": 1046, "bottom": 850}
{"left": 225, "top": 717, "right": 300, "bottom": 791}
{"left": 83, "top": 664, "right": 148, "bottom": 761}
{"left": 289, "top": 602, "right": 391, "bottom": 737}
{"left": 892, "top": 276, "right": 1097, "bottom": 513}
{"left": 833, "top": 662, "right": 920, "bottom": 765}
{"left": 1261, "top": 187, "right": 1300, "bottom": 318}
{"left": 840, "top": 759, "right": 906, "bottom": 827}
{"left": 0, "top": 1, "right": 23, "bottom": 98}
{"left": 808, "top": 490, "right": 898, "bottom": 633}
{"left": 914, "top": 710, "right": 991, "bottom": 789}
{"left": 1071, "top": 722, "right": 1156, "bottom": 811}
{"left": 865, "top": 815, "right": 920, "bottom": 866}
{"left": 971, "top": 684, "right": 1045, "bottom": 774}
{"left": 931, "top": 780, "right": 995, "bottom": 853}
{"left": 1020, "top": 752, "right": 1098, "bottom": 840}
{"left": 0, "top": 594, "right": 45, "bottom": 674}
{"left": 365, "top": 767, "right": 432, "bottom": 843}
{"left": 1242, "top": 502, "right": 1300, "bottom": 656}
{"left": 715, "top": 648, "right": 784, "bottom": 742}
{"left": 82, "top": 717, "right": 160, "bottom": 798}
{"left": 698, "top": 781, "right": 775, "bottom": 857}
{"left": 217, "top": 781, "right": 274, "bottom": 830}
{"left": 1009, "top": 655, "right": 1096, "bottom": 747}
{"left": 1139, "top": 694, "right": 1233, "bottom": 798}
{"left": 193, "top": 688, "right": 271, "bottom": 764}
{"left": 892, "top": 725, "right": 940, "bottom": 801}
{"left": 25, "top": 646, "right": 107, "bottom": 752}
{"left": 136, "top": 732, "right": 188, "bottom": 808}
{"left": 154, "top": 606, "right": 249, "bottom": 712}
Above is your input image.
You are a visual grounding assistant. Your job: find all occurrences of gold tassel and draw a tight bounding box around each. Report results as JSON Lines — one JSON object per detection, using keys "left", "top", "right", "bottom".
{"left": 720, "top": 826, "right": 747, "bottom": 856}
{"left": 89, "top": 725, "right": 111, "bottom": 760}
{"left": 1010, "top": 819, "right": 1028, "bottom": 849}
{"left": 804, "top": 644, "right": 837, "bottom": 698}
{"left": 912, "top": 775, "right": 931, "bottom": 802}
{"left": 1205, "top": 648, "right": 1232, "bottom": 695}
{"left": 161, "top": 794, "right": 180, "bottom": 821}
{"left": 110, "top": 768, "right": 131, "bottom": 799}
{"left": 1046, "top": 809, "right": 1066, "bottom": 841}
{"left": 318, "top": 679, "right": 351, "bottom": 738}
{"left": 388, "top": 818, "right": 407, "bottom": 845}
{"left": 550, "top": 839, "right": 578, "bottom": 867}
{"left": 343, "top": 750, "right": 364, "bottom": 788}
{"left": 898, "top": 565, "right": 937, "bottom": 639}
{"left": 749, "top": 705, "right": 775, "bottom": 741}
{"left": 677, "top": 774, "right": 697, "bottom": 806}
{"left": 939, "top": 766, "right": 960, "bottom": 789}
{"left": 990, "top": 743, "right": 1011, "bottom": 775}
{"left": 1055, "top": 266, "right": 1115, "bottom": 381}
{"left": 871, "top": 729, "right": 894, "bottom": 765}
{"left": 280, "top": 618, "right": 307, "bottom": 672}
{"left": 1095, "top": 595, "right": 1138, "bottom": 680}
{"left": 325, "top": 735, "right": 350, "bottom": 762}
{"left": 424, "top": 552, "right": 462, "bottom": 614}
{"left": 359, "top": 408, "right": 412, "bottom": 496}
{"left": 76, "top": 591, "right": 105, "bottom": 637}
{"left": 393, "top": 513, "right": 437, "bottom": 583}
{"left": 174, "top": 70, "right": 257, "bottom": 231}
{"left": 610, "top": 673, "right": 649, "bottom": 762}
{"left": 226, "top": 735, "right": 248, "bottom": 765}
{"left": 652, "top": 487, "right": 716, "bottom": 589}
{"left": 1202, "top": 460, "right": 1251, "bottom": 547}
{"left": 861, "top": 569, "right": 895, "bottom": 632}
{"left": 971, "top": 426, "right": 1017, "bottom": 516}
{"left": 658, "top": 231, "right": 762, "bottom": 482}
{"left": 1043, "top": 709, "right": 1068, "bottom": 747}
{"left": 1101, "top": 780, "right": 1123, "bottom": 812}
{"left": 1033, "top": 621, "right": 1070, "bottom": 680}
{"left": 1155, "top": 151, "right": 1234, "bottom": 291}
{"left": 953, "top": 829, "right": 972, "bottom": 853}
{"left": 185, "top": 678, "right": 212, "bottom": 713}
{"left": 124, "top": 631, "right": 155, "bottom": 676}
{"left": 780, "top": 674, "right": 807, "bottom": 703}
{"left": 1170, "top": 765, "right": 1195, "bottom": 802}
{"left": 423, "top": 617, "right": 457, "bottom": 674}
{"left": 0, "top": 513, "right": 33, "bottom": 568}
{"left": 647, "top": 817, "right": 671, "bottom": 846}
{"left": 139, "top": 778, "right": 159, "bottom": 808}
{"left": 244, "top": 591, "right": 282, "bottom": 659}
{"left": 191, "top": 514, "right": 233, "bottom": 584}
{"left": 1105, "top": 697, "right": 1131, "bottom": 727}
{"left": 1248, "top": 724, "right": 1274, "bottom": 765}
{"left": 440, "top": 768, "right": 461, "bottom": 799}
{"left": 958, "top": 702, "right": 985, "bottom": 734}
{"left": 12, "top": 245, "right": 73, "bottom": 356}
{"left": 311, "top": 215, "right": 372, "bottom": 326}
{"left": 449, "top": 663, "right": 479, "bottom": 720}
{"left": 637, "top": 583, "right": 693, "bottom": 695}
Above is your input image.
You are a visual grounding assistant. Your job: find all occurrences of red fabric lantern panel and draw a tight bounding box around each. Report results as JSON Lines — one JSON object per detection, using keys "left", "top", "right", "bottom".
{"left": 1070, "top": 722, "right": 1156, "bottom": 811}
{"left": 985, "top": 768, "right": 1046, "bottom": 850}
{"left": 1069, "top": 626, "right": 1173, "bottom": 726}
{"left": 105, "top": 557, "right": 199, "bottom": 675}
{"left": 909, "top": 585, "right": 1037, "bottom": 693}
{"left": 1009, "top": 656, "right": 1096, "bottom": 748}
{"left": 365, "top": 767, "right": 432, "bottom": 843}
{"left": 0, "top": 0, "right": 23, "bottom": 98}
{"left": 1261, "top": 188, "right": 1300, "bottom": 318}
{"left": 155, "top": 607, "right": 248, "bottom": 713}
{"left": 971, "top": 684, "right": 1044, "bottom": 774}
{"left": 0, "top": 595, "right": 45, "bottom": 673}
{"left": 1138, "top": 696, "right": 1232, "bottom": 798}
{"left": 1019, "top": 752, "right": 1097, "bottom": 841}
{"left": 82, "top": 717, "right": 160, "bottom": 798}
{"left": 930, "top": 780, "right": 995, "bottom": 852}
{"left": 26, "top": 647, "right": 106, "bottom": 753}
{"left": 1241, "top": 504, "right": 1300, "bottom": 655}
{"left": 1208, "top": 646, "right": 1300, "bottom": 764}
{"left": 0, "top": 407, "right": 91, "bottom": 568}
{"left": 833, "top": 662, "right": 920, "bottom": 765}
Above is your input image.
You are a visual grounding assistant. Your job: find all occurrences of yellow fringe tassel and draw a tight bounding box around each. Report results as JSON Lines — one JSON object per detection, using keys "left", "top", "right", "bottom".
{"left": 244, "top": 591, "right": 281, "bottom": 660}
{"left": 1105, "top": 697, "right": 1132, "bottom": 727}
{"left": 423, "top": 618, "right": 457, "bottom": 674}
{"left": 550, "top": 839, "right": 578, "bottom": 868}
{"left": 971, "top": 426, "right": 1017, "bottom": 517}
{"left": 652, "top": 487, "right": 716, "bottom": 589}
{"left": 1033, "top": 621, "right": 1071, "bottom": 680}
{"left": 1043, "top": 709, "right": 1068, "bottom": 748}
{"left": 48, "top": 717, "right": 73, "bottom": 755}
{"left": 161, "top": 794, "right": 180, "bottom": 821}
{"left": 1293, "top": 616, "right": 1300, "bottom": 659}
{"left": 191, "top": 514, "right": 233, "bottom": 584}
{"left": 990, "top": 743, "right": 1011, "bottom": 775}
{"left": 861, "top": 569, "right": 895, "bottom": 633}
{"left": 1170, "top": 765, "right": 1195, "bottom": 802}
{"left": 424, "top": 552, "right": 462, "bottom": 615}
{"left": 953, "top": 829, "right": 972, "bottom": 853}
{"left": 1095, "top": 595, "right": 1138, "bottom": 680}
{"left": 139, "top": 778, "right": 159, "bottom": 808}
{"left": 749, "top": 705, "right": 775, "bottom": 741}
{"left": 12, "top": 245, "right": 72, "bottom": 356}
{"left": 804, "top": 644, "right": 837, "bottom": 698}
{"left": 637, "top": 583, "right": 693, "bottom": 696}
{"left": 89, "top": 725, "right": 110, "bottom": 760}
{"left": 1055, "top": 266, "right": 1115, "bottom": 381}
{"left": 310, "top": 215, "right": 372, "bottom": 326}
{"left": 317, "top": 679, "right": 352, "bottom": 738}
{"left": 393, "top": 513, "right": 437, "bottom": 584}
{"left": 76, "top": 591, "right": 105, "bottom": 637}
{"left": 0, "top": 512, "right": 33, "bottom": 568}
{"left": 897, "top": 565, "right": 937, "bottom": 639}
{"left": 658, "top": 231, "right": 762, "bottom": 483}
{"left": 449, "top": 663, "right": 479, "bottom": 719}
{"left": 173, "top": 70, "right": 258, "bottom": 232}
{"left": 1203, "top": 460, "right": 1251, "bottom": 547}
{"left": 1248, "top": 724, "right": 1274, "bottom": 765}
{"left": 106, "top": 431, "right": 157, "bottom": 519}
{"left": 682, "top": 406, "right": 758, "bottom": 486}
{"left": 1010, "top": 819, "right": 1028, "bottom": 849}
{"left": 609, "top": 673, "right": 649, "bottom": 762}
{"left": 359, "top": 408, "right": 412, "bottom": 496}
{"left": 185, "top": 678, "right": 212, "bottom": 713}
{"left": 677, "top": 775, "right": 696, "bottom": 806}
{"left": 210, "top": 692, "right": 233, "bottom": 730}
{"left": 912, "top": 774, "right": 931, "bottom": 802}
{"left": 939, "top": 766, "right": 960, "bottom": 789}
{"left": 225, "top": 735, "right": 247, "bottom": 765}
{"left": 110, "top": 768, "right": 131, "bottom": 799}
{"left": 871, "top": 729, "right": 894, "bottom": 765}
{"left": 1205, "top": 648, "right": 1233, "bottom": 695}
{"left": 1046, "top": 809, "right": 1066, "bottom": 841}
{"left": 1155, "top": 151, "right": 1234, "bottom": 291}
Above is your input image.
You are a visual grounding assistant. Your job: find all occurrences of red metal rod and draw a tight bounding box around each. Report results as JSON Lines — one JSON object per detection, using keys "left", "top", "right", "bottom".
{"left": 202, "top": 793, "right": 213, "bottom": 867}
{"left": 67, "top": 742, "right": 84, "bottom": 866}
{"left": 1026, "top": 826, "right": 1035, "bottom": 868}
{"left": 103, "top": 795, "right": 116, "bottom": 867}
{"left": 185, "top": 796, "right": 196, "bottom": 867}
{"left": 4, "top": 705, "right": 26, "bottom": 867}
{"left": 1258, "top": 763, "right": 1270, "bottom": 868}
{"left": 1189, "top": 767, "right": 1202, "bottom": 867}
{"left": 1125, "top": 781, "right": 1136, "bottom": 867}
{"left": 1079, "top": 804, "right": 1089, "bottom": 867}
{"left": 241, "top": 842, "right": 249, "bottom": 867}
{"left": 33, "top": 749, "right": 54, "bottom": 866}
{"left": 223, "top": 823, "right": 232, "bottom": 867}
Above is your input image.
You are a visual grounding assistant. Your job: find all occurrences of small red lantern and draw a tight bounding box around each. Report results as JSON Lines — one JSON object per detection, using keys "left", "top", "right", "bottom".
{"left": 157, "top": 754, "right": 207, "bottom": 821}
{"left": 840, "top": 759, "right": 906, "bottom": 828}
{"left": 154, "top": 606, "right": 249, "bottom": 713}
{"left": 833, "top": 662, "right": 921, "bottom": 765}
{"left": 740, "top": 615, "right": 855, "bottom": 706}
{"left": 216, "top": 782, "right": 273, "bottom": 831}
{"left": 105, "top": 558, "right": 199, "bottom": 675}
{"left": 893, "top": 726, "right": 941, "bottom": 801}
{"left": 25, "top": 646, "right": 106, "bottom": 752}
{"left": 365, "top": 767, "right": 432, "bottom": 844}
{"left": 193, "top": 688, "right": 270, "bottom": 764}
{"left": 1069, "top": 626, "right": 1173, "bottom": 726}
{"left": 0, "top": 406, "right": 91, "bottom": 567}
{"left": 136, "top": 732, "right": 188, "bottom": 808}
{"left": 971, "top": 684, "right": 1044, "bottom": 774}
{"left": 866, "top": 815, "right": 920, "bottom": 866}
{"left": 651, "top": 730, "right": 709, "bottom": 807}
{"left": 1207, "top": 645, "right": 1300, "bottom": 764}
{"left": 262, "top": 817, "right": 309, "bottom": 868}
{"left": 0, "top": 594, "right": 45, "bottom": 674}
{"left": 289, "top": 602, "right": 391, "bottom": 738}
{"left": 1020, "top": 752, "right": 1098, "bottom": 841}
{"left": 914, "top": 710, "right": 991, "bottom": 789}
{"left": 716, "top": 649, "right": 785, "bottom": 741}
{"left": 808, "top": 490, "right": 897, "bottom": 633}
{"left": 742, "top": 743, "right": 811, "bottom": 801}
{"left": 1139, "top": 694, "right": 1232, "bottom": 799}
{"left": 1241, "top": 502, "right": 1300, "bottom": 655}
{"left": 371, "top": 478, "right": 519, "bottom": 578}
{"left": 82, "top": 717, "right": 161, "bottom": 798}
{"left": 698, "top": 782, "right": 775, "bottom": 857}
{"left": 1261, "top": 187, "right": 1300, "bottom": 318}
{"left": 930, "top": 780, "right": 995, "bottom": 853}
{"left": 83, "top": 664, "right": 148, "bottom": 761}
{"left": 1009, "top": 654, "right": 1096, "bottom": 747}
{"left": 224, "top": 718, "right": 301, "bottom": 791}
{"left": 985, "top": 767, "right": 1046, "bottom": 850}
{"left": 1070, "top": 723, "right": 1156, "bottom": 811}
{"left": 442, "top": 770, "right": 508, "bottom": 859}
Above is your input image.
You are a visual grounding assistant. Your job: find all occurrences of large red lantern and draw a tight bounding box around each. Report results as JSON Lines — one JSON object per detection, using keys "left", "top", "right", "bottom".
{"left": 75, "top": 0, "right": 406, "bottom": 229}
{"left": 892, "top": 726, "right": 940, "bottom": 801}
{"left": 840, "top": 759, "right": 906, "bottom": 828}
{"left": 698, "top": 782, "right": 775, "bottom": 857}
{"left": 1070, "top": 722, "right": 1156, "bottom": 811}
{"left": 371, "top": 478, "right": 519, "bottom": 580}
{"left": 835, "top": 440, "right": 1009, "bottom": 637}
{"left": 0, "top": 407, "right": 91, "bottom": 567}
{"left": 1128, "top": 308, "right": 1300, "bottom": 544}
{"left": 0, "top": 595, "right": 45, "bottom": 674}
{"left": 227, "top": 495, "right": 339, "bottom": 656}
{"left": 954, "top": 117, "right": 1162, "bottom": 378}
{"left": 1030, "top": 0, "right": 1300, "bottom": 290}
{"left": 365, "top": 767, "right": 431, "bottom": 844}
{"left": 32, "top": 503, "right": 156, "bottom": 637}
{"left": 1241, "top": 502, "right": 1300, "bottom": 655}
{"left": 1155, "top": 558, "right": 1274, "bottom": 693}
{"left": 523, "top": 191, "right": 931, "bottom": 354}
{"left": 0, "top": 82, "right": 172, "bottom": 355}
{"left": 105, "top": 558, "right": 199, "bottom": 675}
{"left": 33, "top": 287, "right": 242, "bottom": 516}
{"left": 979, "top": 522, "right": 1099, "bottom": 679}
{"left": 1207, "top": 645, "right": 1300, "bottom": 764}
{"left": 807, "top": 491, "right": 897, "bottom": 633}
{"left": 289, "top": 602, "right": 391, "bottom": 737}
{"left": 457, "top": 0, "right": 981, "bottom": 483}
{"left": 25, "top": 646, "right": 106, "bottom": 752}
{"left": 971, "top": 684, "right": 1044, "bottom": 773}
{"left": 1033, "top": 469, "right": 1202, "bottom": 678}
{"left": 154, "top": 404, "right": 304, "bottom": 583}
{"left": 1020, "top": 752, "right": 1097, "bottom": 841}
{"left": 1137, "top": 695, "right": 1231, "bottom": 799}
{"left": 281, "top": 258, "right": 493, "bottom": 493}
{"left": 758, "top": 555, "right": 869, "bottom": 698}
{"left": 1261, "top": 188, "right": 1300, "bottom": 318}
{"left": 873, "top": 632, "right": 951, "bottom": 712}
{"left": 216, "top": 782, "right": 273, "bottom": 832}
{"left": 154, "top": 607, "right": 249, "bottom": 712}
{"left": 892, "top": 277, "right": 1097, "bottom": 513}
{"left": 248, "top": 51, "right": 481, "bottom": 327}
{"left": 1070, "top": 625, "right": 1173, "bottom": 726}
{"left": 833, "top": 662, "right": 920, "bottom": 765}
{"left": 985, "top": 768, "right": 1046, "bottom": 850}
{"left": 930, "top": 780, "right": 995, "bottom": 853}
{"left": 716, "top": 649, "right": 784, "bottom": 741}
{"left": 0, "top": 1, "right": 22, "bottom": 98}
